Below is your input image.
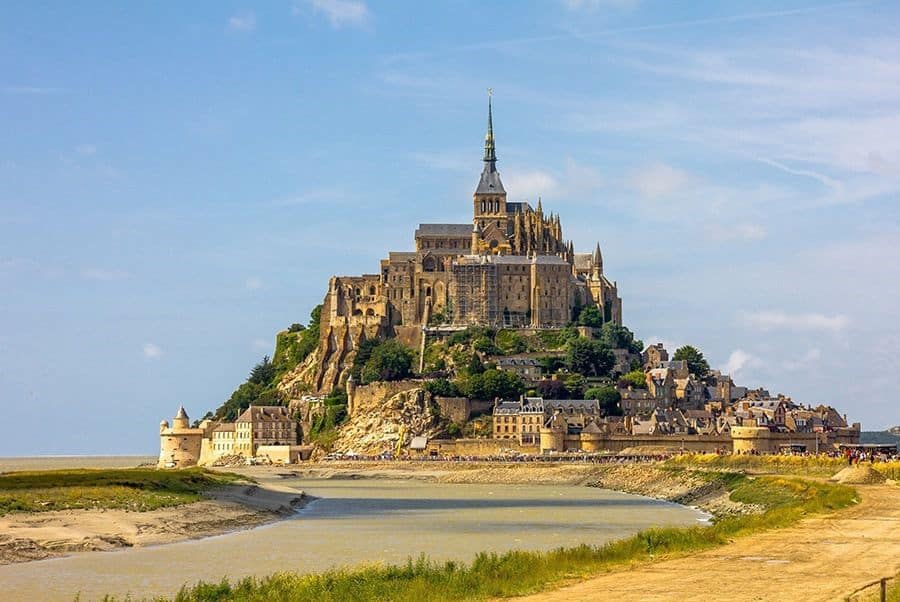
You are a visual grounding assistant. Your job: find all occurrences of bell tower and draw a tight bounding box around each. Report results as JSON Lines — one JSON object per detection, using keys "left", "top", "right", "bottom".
{"left": 472, "top": 89, "right": 510, "bottom": 254}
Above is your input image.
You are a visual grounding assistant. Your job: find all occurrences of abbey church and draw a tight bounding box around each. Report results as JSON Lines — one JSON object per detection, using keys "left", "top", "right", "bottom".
{"left": 325, "top": 97, "right": 622, "bottom": 336}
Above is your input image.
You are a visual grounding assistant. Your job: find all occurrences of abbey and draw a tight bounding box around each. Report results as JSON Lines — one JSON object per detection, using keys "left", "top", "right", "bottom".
{"left": 326, "top": 98, "right": 622, "bottom": 335}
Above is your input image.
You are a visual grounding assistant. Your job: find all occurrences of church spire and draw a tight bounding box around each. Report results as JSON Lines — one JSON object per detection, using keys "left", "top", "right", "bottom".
{"left": 474, "top": 88, "right": 505, "bottom": 196}
{"left": 484, "top": 88, "right": 496, "bottom": 163}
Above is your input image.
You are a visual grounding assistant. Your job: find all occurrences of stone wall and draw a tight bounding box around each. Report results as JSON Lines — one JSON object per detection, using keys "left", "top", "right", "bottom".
{"left": 424, "top": 437, "right": 534, "bottom": 456}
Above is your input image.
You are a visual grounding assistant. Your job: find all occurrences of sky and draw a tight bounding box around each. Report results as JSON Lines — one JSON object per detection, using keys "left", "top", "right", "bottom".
{"left": 2, "top": 1, "right": 899, "bottom": 456}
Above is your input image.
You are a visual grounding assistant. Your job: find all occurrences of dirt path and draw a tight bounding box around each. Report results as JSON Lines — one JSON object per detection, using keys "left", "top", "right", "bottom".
{"left": 515, "top": 484, "right": 900, "bottom": 602}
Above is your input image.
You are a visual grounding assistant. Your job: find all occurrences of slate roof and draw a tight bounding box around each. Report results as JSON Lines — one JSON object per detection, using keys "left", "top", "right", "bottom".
{"left": 415, "top": 224, "right": 473, "bottom": 238}
{"left": 506, "top": 201, "right": 532, "bottom": 213}
{"left": 236, "top": 405, "right": 291, "bottom": 423}
{"left": 475, "top": 162, "right": 505, "bottom": 195}
{"left": 493, "top": 400, "right": 522, "bottom": 415}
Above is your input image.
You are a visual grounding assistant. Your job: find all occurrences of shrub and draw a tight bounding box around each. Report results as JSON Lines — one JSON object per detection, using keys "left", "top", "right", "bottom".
{"left": 495, "top": 330, "right": 528, "bottom": 355}
{"left": 424, "top": 378, "right": 459, "bottom": 398}
{"left": 565, "top": 338, "right": 614, "bottom": 377}
{"left": 619, "top": 369, "right": 646, "bottom": 389}
{"left": 362, "top": 340, "right": 414, "bottom": 383}
{"left": 585, "top": 385, "right": 622, "bottom": 415}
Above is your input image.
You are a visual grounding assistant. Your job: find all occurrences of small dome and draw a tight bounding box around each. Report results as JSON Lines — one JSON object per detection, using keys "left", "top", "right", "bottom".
{"left": 160, "top": 420, "right": 169, "bottom": 428}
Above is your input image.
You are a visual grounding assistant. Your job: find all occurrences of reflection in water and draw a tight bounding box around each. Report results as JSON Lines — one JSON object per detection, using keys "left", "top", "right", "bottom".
{"left": 0, "top": 477, "right": 705, "bottom": 601}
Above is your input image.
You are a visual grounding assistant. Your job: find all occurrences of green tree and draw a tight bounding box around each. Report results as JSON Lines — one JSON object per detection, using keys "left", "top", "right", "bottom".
{"left": 562, "top": 373, "right": 586, "bottom": 399}
{"left": 473, "top": 336, "right": 501, "bottom": 355}
{"left": 466, "top": 353, "right": 485, "bottom": 375}
{"left": 577, "top": 305, "right": 604, "bottom": 328}
{"left": 456, "top": 368, "right": 524, "bottom": 400}
{"left": 495, "top": 330, "right": 528, "bottom": 355}
{"left": 248, "top": 355, "right": 276, "bottom": 385}
{"left": 585, "top": 385, "right": 622, "bottom": 416}
{"left": 600, "top": 322, "right": 644, "bottom": 354}
{"left": 362, "top": 339, "right": 414, "bottom": 383}
{"left": 565, "top": 338, "right": 615, "bottom": 377}
{"left": 620, "top": 369, "right": 647, "bottom": 389}
{"left": 350, "top": 337, "right": 379, "bottom": 381}
{"left": 425, "top": 378, "right": 458, "bottom": 398}
{"left": 673, "top": 345, "right": 710, "bottom": 378}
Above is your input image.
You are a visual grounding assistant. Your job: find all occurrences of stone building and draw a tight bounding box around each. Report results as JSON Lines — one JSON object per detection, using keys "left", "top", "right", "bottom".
{"left": 306, "top": 97, "right": 623, "bottom": 393}
{"left": 158, "top": 406, "right": 207, "bottom": 469}
{"left": 493, "top": 396, "right": 603, "bottom": 446}
{"left": 158, "top": 404, "right": 302, "bottom": 468}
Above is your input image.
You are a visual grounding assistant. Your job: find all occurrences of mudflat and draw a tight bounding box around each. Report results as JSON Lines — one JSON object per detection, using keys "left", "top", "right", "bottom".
{"left": 0, "top": 483, "right": 308, "bottom": 565}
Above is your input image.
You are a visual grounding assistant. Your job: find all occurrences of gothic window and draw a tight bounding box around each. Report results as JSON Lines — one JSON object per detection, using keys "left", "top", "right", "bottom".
{"left": 369, "top": 286, "right": 376, "bottom": 296}
{"left": 423, "top": 256, "right": 437, "bottom": 272}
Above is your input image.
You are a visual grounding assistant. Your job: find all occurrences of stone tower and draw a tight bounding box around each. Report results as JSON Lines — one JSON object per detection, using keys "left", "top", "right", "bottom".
{"left": 158, "top": 406, "right": 204, "bottom": 469}
{"left": 472, "top": 91, "right": 511, "bottom": 254}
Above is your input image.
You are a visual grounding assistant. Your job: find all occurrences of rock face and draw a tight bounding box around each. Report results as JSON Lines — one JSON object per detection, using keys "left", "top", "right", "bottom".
{"left": 331, "top": 382, "right": 444, "bottom": 455}
{"left": 277, "top": 289, "right": 391, "bottom": 398}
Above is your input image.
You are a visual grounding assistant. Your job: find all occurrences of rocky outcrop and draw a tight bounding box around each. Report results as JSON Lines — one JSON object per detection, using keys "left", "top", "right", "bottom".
{"left": 277, "top": 291, "right": 390, "bottom": 398}
{"left": 330, "top": 383, "right": 444, "bottom": 455}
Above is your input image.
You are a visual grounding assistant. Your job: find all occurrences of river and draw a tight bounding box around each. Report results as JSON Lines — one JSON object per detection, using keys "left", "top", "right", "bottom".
{"left": 0, "top": 475, "right": 707, "bottom": 601}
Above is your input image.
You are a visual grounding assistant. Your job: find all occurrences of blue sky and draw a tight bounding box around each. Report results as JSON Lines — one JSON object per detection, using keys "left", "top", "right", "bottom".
{"left": 2, "top": 1, "right": 899, "bottom": 455}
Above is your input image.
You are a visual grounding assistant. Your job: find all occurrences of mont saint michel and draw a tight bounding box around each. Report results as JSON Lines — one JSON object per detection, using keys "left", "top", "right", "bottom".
{"left": 3, "top": 4, "right": 900, "bottom": 602}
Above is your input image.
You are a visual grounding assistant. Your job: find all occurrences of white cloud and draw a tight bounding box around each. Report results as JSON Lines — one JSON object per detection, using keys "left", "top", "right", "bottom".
{"left": 81, "top": 268, "right": 130, "bottom": 281}
{"left": 302, "top": 0, "right": 369, "bottom": 29}
{"left": 245, "top": 277, "right": 263, "bottom": 290}
{"left": 629, "top": 163, "right": 690, "bottom": 199}
{"left": 75, "top": 144, "right": 97, "bottom": 156}
{"left": 642, "top": 337, "right": 680, "bottom": 355}
{"left": 755, "top": 157, "right": 841, "bottom": 192}
{"left": 228, "top": 12, "right": 256, "bottom": 32}
{"left": 143, "top": 343, "right": 163, "bottom": 359}
{"left": 503, "top": 169, "right": 560, "bottom": 201}
{"left": 742, "top": 311, "right": 849, "bottom": 333}
{"left": 784, "top": 347, "right": 822, "bottom": 371}
{"left": 722, "top": 349, "right": 762, "bottom": 376}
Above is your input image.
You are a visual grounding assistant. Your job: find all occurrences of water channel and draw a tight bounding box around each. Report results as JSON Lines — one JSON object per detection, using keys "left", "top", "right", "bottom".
{"left": 0, "top": 476, "right": 708, "bottom": 601}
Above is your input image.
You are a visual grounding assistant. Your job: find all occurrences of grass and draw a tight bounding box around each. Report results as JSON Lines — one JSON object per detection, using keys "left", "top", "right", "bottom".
{"left": 131, "top": 473, "right": 856, "bottom": 602}
{"left": 666, "top": 453, "right": 900, "bottom": 479}
{"left": 0, "top": 468, "right": 244, "bottom": 515}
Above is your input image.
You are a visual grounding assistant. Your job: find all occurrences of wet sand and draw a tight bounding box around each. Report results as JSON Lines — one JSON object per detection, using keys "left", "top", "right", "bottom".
{"left": 0, "top": 474, "right": 705, "bottom": 601}
{"left": 0, "top": 482, "right": 310, "bottom": 565}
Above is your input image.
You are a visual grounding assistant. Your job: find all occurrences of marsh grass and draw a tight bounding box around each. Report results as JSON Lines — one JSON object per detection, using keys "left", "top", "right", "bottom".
{"left": 0, "top": 468, "right": 244, "bottom": 515}
{"left": 666, "top": 453, "right": 900, "bottom": 479}
{"left": 137, "top": 474, "right": 855, "bottom": 602}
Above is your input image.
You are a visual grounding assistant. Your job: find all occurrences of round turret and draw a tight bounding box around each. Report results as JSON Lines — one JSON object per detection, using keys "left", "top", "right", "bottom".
{"left": 173, "top": 405, "right": 190, "bottom": 429}
{"left": 159, "top": 419, "right": 169, "bottom": 432}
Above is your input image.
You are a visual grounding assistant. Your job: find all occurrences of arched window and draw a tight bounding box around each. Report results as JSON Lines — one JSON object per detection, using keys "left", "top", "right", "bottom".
{"left": 422, "top": 256, "right": 437, "bottom": 272}
{"left": 426, "top": 286, "right": 432, "bottom": 297}
{"left": 365, "top": 308, "right": 375, "bottom": 317}
{"left": 369, "top": 285, "right": 376, "bottom": 296}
